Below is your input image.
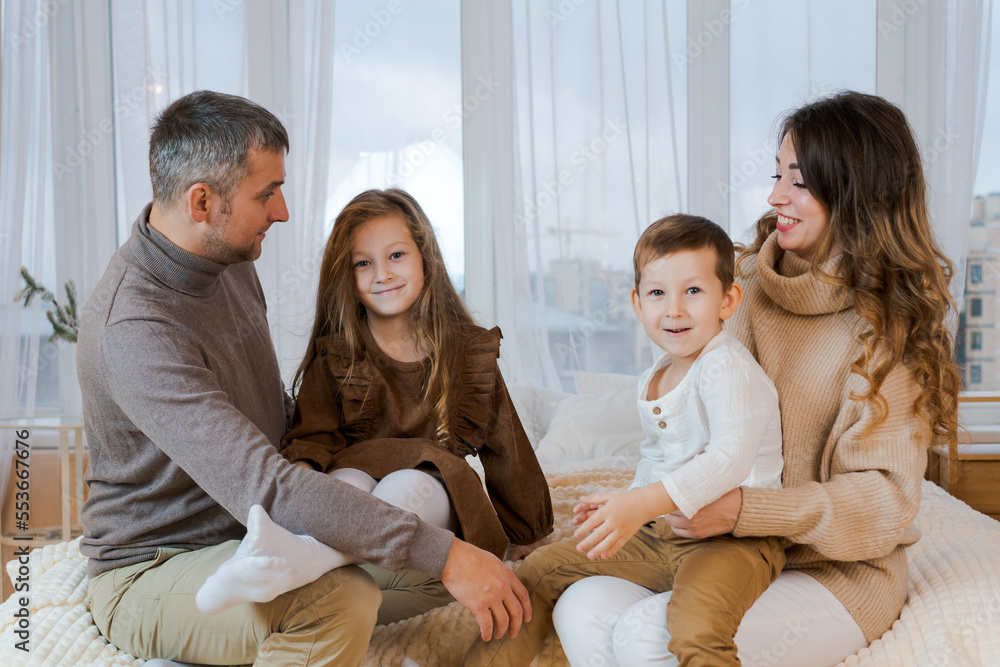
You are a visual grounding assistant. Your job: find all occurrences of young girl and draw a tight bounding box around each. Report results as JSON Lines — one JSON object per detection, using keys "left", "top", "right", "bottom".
{"left": 196, "top": 188, "right": 553, "bottom": 617}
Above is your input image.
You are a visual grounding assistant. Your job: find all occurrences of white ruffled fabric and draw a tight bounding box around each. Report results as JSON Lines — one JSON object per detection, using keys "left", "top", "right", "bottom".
{"left": 2, "top": 476, "right": 998, "bottom": 667}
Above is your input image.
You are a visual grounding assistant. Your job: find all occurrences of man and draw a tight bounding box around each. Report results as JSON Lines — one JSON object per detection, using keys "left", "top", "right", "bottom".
{"left": 79, "top": 90, "right": 530, "bottom": 666}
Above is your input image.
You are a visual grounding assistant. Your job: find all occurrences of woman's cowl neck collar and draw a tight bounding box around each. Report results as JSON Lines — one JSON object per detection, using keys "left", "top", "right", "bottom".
{"left": 755, "top": 231, "right": 852, "bottom": 316}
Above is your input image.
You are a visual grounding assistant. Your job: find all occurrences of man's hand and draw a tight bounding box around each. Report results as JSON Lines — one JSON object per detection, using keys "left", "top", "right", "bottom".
{"left": 508, "top": 538, "right": 548, "bottom": 562}
{"left": 661, "top": 487, "right": 742, "bottom": 538}
{"left": 441, "top": 539, "right": 532, "bottom": 641}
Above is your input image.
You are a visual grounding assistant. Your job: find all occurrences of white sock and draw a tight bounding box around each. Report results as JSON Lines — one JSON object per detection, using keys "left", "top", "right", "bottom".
{"left": 195, "top": 504, "right": 352, "bottom": 615}
{"left": 195, "top": 469, "right": 457, "bottom": 616}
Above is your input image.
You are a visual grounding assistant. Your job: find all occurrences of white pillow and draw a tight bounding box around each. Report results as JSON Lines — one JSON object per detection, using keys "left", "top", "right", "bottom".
{"left": 574, "top": 370, "right": 640, "bottom": 395}
{"left": 507, "top": 384, "right": 541, "bottom": 447}
{"left": 534, "top": 387, "right": 644, "bottom": 467}
{"left": 508, "top": 384, "right": 573, "bottom": 448}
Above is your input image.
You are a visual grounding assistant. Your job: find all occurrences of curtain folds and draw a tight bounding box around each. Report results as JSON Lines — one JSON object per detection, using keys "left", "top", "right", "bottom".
{"left": 0, "top": 1, "right": 994, "bottom": 513}
{"left": 462, "top": 0, "right": 687, "bottom": 391}
{"left": 247, "top": 0, "right": 337, "bottom": 381}
{"left": 105, "top": 0, "right": 336, "bottom": 380}
{"left": 1, "top": 0, "right": 55, "bottom": 504}
{"left": 877, "top": 0, "right": 992, "bottom": 318}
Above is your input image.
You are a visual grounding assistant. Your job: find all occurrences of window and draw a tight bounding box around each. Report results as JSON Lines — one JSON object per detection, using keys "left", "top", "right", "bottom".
{"left": 325, "top": 1, "right": 464, "bottom": 287}
{"left": 509, "top": 1, "right": 689, "bottom": 388}
{"left": 727, "top": 0, "right": 876, "bottom": 243}
{"left": 960, "top": 6, "right": 1000, "bottom": 391}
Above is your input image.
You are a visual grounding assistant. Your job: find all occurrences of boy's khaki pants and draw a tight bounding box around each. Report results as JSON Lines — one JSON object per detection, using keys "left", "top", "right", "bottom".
{"left": 465, "top": 518, "right": 785, "bottom": 667}
{"left": 87, "top": 540, "right": 381, "bottom": 667}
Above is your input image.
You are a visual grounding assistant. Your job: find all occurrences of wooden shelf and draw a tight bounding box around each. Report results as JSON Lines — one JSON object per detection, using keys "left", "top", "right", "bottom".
{"left": 928, "top": 395, "right": 1000, "bottom": 522}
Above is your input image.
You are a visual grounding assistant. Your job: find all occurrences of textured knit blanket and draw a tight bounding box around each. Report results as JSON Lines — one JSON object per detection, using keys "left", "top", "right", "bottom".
{"left": 1, "top": 473, "right": 998, "bottom": 666}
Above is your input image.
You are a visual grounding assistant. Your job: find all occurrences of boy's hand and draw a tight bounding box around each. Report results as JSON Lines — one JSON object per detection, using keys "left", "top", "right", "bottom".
{"left": 571, "top": 498, "right": 606, "bottom": 525}
{"left": 573, "top": 484, "right": 677, "bottom": 560}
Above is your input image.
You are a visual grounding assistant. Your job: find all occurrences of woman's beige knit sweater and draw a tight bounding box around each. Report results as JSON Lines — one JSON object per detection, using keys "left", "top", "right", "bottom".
{"left": 726, "top": 232, "right": 929, "bottom": 642}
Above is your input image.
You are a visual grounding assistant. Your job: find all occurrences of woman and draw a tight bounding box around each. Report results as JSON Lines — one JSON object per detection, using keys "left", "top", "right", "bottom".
{"left": 551, "top": 91, "right": 961, "bottom": 665}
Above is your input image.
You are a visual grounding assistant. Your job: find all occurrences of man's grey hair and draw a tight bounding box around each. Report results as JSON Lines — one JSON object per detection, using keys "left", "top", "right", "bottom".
{"left": 149, "top": 90, "right": 289, "bottom": 209}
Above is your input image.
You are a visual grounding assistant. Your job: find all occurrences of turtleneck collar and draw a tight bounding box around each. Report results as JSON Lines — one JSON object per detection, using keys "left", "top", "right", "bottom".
{"left": 755, "top": 231, "right": 852, "bottom": 316}
{"left": 127, "top": 202, "right": 229, "bottom": 297}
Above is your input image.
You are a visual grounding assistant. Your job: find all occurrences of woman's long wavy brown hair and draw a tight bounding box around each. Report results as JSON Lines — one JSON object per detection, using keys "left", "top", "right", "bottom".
{"left": 294, "top": 188, "right": 476, "bottom": 443}
{"left": 737, "top": 91, "right": 960, "bottom": 443}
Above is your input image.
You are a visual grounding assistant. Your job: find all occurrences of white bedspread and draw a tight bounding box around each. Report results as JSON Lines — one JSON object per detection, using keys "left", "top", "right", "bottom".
{"left": 2, "top": 475, "right": 998, "bottom": 666}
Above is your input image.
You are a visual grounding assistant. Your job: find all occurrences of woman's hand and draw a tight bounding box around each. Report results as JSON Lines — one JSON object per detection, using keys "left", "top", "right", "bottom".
{"left": 661, "top": 487, "right": 742, "bottom": 538}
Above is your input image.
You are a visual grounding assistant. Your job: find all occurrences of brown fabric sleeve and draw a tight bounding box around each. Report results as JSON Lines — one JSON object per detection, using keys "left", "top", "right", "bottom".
{"left": 479, "top": 368, "right": 554, "bottom": 545}
{"left": 281, "top": 344, "right": 349, "bottom": 473}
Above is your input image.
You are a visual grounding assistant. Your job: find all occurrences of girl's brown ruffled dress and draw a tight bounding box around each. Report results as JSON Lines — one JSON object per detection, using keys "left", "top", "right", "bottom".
{"left": 281, "top": 324, "right": 553, "bottom": 559}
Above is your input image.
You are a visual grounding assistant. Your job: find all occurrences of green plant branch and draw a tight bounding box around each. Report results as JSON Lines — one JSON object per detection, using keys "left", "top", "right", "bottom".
{"left": 13, "top": 267, "right": 79, "bottom": 344}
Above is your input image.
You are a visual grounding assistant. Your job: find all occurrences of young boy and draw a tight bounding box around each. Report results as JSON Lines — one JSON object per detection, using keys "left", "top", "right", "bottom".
{"left": 464, "top": 214, "right": 785, "bottom": 666}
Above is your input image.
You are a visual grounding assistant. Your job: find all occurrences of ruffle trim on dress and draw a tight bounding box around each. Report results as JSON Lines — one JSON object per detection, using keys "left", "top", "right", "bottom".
{"left": 315, "top": 335, "right": 379, "bottom": 442}
{"left": 314, "top": 325, "right": 503, "bottom": 455}
{"left": 449, "top": 326, "right": 502, "bottom": 457}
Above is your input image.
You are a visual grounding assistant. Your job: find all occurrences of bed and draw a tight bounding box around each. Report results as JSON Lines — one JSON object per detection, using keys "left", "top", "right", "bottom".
{"left": 3, "top": 378, "right": 999, "bottom": 666}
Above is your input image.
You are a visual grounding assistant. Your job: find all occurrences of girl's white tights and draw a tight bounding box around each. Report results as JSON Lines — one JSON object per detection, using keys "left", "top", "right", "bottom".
{"left": 195, "top": 468, "right": 456, "bottom": 615}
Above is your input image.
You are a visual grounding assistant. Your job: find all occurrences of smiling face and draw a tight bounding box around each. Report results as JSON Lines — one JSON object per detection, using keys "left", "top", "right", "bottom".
{"left": 768, "top": 133, "right": 838, "bottom": 263}
{"left": 202, "top": 148, "right": 288, "bottom": 263}
{"left": 631, "top": 247, "right": 741, "bottom": 372}
{"left": 352, "top": 214, "right": 425, "bottom": 327}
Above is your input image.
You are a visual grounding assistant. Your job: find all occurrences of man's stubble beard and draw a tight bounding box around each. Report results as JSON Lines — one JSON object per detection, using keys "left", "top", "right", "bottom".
{"left": 202, "top": 213, "right": 261, "bottom": 264}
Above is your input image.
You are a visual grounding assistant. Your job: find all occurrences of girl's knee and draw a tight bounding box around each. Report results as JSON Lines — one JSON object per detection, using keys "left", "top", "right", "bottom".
{"left": 373, "top": 470, "right": 455, "bottom": 529}
{"left": 328, "top": 467, "right": 377, "bottom": 493}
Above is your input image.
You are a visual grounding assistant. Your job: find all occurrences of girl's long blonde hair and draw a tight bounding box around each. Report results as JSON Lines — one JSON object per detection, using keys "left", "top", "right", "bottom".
{"left": 295, "top": 188, "right": 476, "bottom": 442}
{"left": 738, "top": 91, "right": 960, "bottom": 443}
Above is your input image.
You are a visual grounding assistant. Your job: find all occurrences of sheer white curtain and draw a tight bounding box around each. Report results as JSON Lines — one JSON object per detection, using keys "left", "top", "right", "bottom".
{"left": 877, "top": 0, "right": 993, "bottom": 313}
{"left": 0, "top": 0, "right": 118, "bottom": 502}
{"left": 463, "top": 0, "right": 687, "bottom": 391}
{"left": 245, "top": 0, "right": 337, "bottom": 379}
{"left": 0, "top": 0, "right": 338, "bottom": 505}
{"left": 463, "top": 0, "right": 992, "bottom": 391}
{"left": 726, "top": 1, "right": 878, "bottom": 244}
{"left": 109, "top": 0, "right": 337, "bottom": 379}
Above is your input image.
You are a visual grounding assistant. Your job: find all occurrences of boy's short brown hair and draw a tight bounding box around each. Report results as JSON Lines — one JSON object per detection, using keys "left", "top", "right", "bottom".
{"left": 633, "top": 214, "right": 735, "bottom": 291}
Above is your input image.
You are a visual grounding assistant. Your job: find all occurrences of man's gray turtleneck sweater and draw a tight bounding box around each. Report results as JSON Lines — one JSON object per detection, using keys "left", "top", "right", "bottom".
{"left": 78, "top": 204, "right": 454, "bottom": 578}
